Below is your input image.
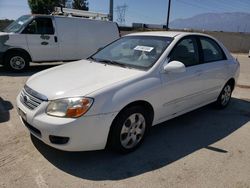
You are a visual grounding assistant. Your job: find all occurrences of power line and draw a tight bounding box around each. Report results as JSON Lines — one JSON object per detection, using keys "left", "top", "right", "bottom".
{"left": 176, "top": 0, "right": 219, "bottom": 12}
{"left": 216, "top": 0, "right": 250, "bottom": 12}
{"left": 203, "top": 0, "right": 249, "bottom": 12}
{"left": 177, "top": 0, "right": 250, "bottom": 13}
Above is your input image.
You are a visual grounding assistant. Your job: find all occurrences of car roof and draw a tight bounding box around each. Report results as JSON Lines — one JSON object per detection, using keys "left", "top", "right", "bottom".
{"left": 126, "top": 31, "right": 210, "bottom": 38}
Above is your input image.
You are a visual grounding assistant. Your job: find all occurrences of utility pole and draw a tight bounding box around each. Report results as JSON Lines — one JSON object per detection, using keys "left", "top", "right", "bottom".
{"left": 109, "top": 0, "right": 114, "bottom": 21}
{"left": 166, "top": 0, "right": 171, "bottom": 30}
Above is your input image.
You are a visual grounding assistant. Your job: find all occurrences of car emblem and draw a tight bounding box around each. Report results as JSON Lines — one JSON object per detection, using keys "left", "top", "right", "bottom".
{"left": 23, "top": 95, "right": 28, "bottom": 103}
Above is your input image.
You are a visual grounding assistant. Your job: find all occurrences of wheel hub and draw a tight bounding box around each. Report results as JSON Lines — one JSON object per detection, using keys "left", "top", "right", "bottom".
{"left": 10, "top": 56, "right": 25, "bottom": 70}
{"left": 221, "top": 85, "right": 232, "bottom": 106}
{"left": 120, "top": 113, "right": 146, "bottom": 149}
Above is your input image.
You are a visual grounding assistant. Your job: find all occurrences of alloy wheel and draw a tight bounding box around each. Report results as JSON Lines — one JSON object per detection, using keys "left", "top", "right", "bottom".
{"left": 120, "top": 113, "right": 146, "bottom": 149}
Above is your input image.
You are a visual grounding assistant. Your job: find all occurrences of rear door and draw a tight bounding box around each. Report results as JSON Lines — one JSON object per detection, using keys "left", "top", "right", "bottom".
{"left": 23, "top": 17, "right": 59, "bottom": 61}
{"left": 197, "top": 36, "right": 228, "bottom": 102}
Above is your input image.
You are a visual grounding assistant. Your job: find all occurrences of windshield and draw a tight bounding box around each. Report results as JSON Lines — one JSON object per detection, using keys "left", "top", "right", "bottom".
{"left": 91, "top": 36, "right": 173, "bottom": 70}
{"left": 3, "top": 15, "right": 31, "bottom": 33}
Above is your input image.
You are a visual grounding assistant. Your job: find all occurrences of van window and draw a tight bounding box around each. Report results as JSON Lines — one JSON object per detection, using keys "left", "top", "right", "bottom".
{"left": 23, "top": 18, "right": 54, "bottom": 35}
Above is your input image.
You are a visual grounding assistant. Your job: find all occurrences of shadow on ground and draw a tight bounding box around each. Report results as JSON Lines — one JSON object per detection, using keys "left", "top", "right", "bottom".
{"left": 0, "top": 97, "right": 13, "bottom": 123}
{"left": 0, "top": 63, "right": 62, "bottom": 77}
{"left": 31, "top": 98, "right": 250, "bottom": 181}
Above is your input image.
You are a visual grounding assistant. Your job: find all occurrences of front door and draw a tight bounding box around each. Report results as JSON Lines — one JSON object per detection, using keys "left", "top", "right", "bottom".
{"left": 22, "top": 17, "right": 59, "bottom": 62}
{"left": 158, "top": 36, "right": 206, "bottom": 120}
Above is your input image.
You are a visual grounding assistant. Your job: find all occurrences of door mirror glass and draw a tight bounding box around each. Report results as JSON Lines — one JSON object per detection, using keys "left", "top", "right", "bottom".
{"left": 163, "top": 61, "right": 186, "bottom": 73}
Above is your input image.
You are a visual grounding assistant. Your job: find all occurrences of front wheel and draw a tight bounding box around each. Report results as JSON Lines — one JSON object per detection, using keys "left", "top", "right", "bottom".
{"left": 215, "top": 83, "right": 233, "bottom": 109}
{"left": 4, "top": 51, "right": 29, "bottom": 72}
{"left": 109, "top": 106, "right": 151, "bottom": 153}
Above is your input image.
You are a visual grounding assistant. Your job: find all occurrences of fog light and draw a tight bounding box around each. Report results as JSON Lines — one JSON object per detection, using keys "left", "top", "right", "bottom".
{"left": 49, "top": 135, "right": 69, "bottom": 144}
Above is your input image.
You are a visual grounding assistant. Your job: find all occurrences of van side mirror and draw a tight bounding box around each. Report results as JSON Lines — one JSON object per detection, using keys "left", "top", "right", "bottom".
{"left": 163, "top": 61, "right": 186, "bottom": 73}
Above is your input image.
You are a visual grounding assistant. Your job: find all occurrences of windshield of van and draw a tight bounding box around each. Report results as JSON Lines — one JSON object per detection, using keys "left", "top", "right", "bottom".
{"left": 3, "top": 15, "right": 31, "bottom": 33}
{"left": 90, "top": 36, "right": 173, "bottom": 70}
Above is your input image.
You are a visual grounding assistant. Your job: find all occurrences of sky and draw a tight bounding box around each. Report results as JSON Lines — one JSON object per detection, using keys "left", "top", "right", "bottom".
{"left": 0, "top": 0, "right": 250, "bottom": 26}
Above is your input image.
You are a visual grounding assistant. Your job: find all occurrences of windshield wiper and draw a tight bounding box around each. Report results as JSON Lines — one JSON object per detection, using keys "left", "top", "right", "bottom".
{"left": 94, "top": 58, "right": 129, "bottom": 68}
{"left": 87, "top": 56, "right": 96, "bottom": 61}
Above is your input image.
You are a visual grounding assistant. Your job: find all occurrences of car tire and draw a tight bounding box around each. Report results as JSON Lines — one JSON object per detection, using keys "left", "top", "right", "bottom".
{"left": 109, "top": 106, "right": 151, "bottom": 153}
{"left": 4, "top": 51, "right": 29, "bottom": 72}
{"left": 215, "top": 82, "right": 233, "bottom": 109}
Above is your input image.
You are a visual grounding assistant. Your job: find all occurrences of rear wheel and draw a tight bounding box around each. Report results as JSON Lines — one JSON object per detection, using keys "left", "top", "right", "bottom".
{"left": 215, "top": 83, "right": 233, "bottom": 109}
{"left": 4, "top": 51, "right": 29, "bottom": 72}
{"left": 109, "top": 106, "right": 151, "bottom": 153}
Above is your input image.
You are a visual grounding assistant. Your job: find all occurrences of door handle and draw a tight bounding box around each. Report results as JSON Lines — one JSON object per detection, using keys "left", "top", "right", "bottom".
{"left": 54, "top": 36, "right": 58, "bottom": 43}
{"left": 41, "top": 41, "right": 49, "bottom": 45}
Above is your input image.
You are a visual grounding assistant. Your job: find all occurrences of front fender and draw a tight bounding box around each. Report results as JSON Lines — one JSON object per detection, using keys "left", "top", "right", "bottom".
{"left": 87, "top": 75, "right": 163, "bottom": 119}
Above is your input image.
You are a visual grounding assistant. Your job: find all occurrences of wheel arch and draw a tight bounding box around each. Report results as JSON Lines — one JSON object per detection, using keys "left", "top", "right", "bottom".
{"left": 226, "top": 78, "right": 235, "bottom": 91}
{"left": 106, "top": 100, "right": 154, "bottom": 149}
{"left": 3, "top": 48, "right": 32, "bottom": 63}
{"left": 118, "top": 100, "right": 155, "bottom": 123}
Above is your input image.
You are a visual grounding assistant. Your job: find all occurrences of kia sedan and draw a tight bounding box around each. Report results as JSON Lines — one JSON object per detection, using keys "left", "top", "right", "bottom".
{"left": 16, "top": 32, "right": 240, "bottom": 153}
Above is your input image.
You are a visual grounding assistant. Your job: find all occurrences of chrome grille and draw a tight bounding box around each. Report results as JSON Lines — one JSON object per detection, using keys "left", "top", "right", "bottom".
{"left": 20, "top": 86, "right": 47, "bottom": 110}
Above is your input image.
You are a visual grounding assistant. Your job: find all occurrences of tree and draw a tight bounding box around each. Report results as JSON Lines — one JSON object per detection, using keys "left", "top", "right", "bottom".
{"left": 0, "top": 19, "right": 13, "bottom": 31}
{"left": 28, "top": 0, "right": 60, "bottom": 14}
{"left": 72, "top": 0, "right": 89, "bottom": 11}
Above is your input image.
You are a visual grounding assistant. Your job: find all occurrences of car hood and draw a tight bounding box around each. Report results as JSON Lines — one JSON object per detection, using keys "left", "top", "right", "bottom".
{"left": 26, "top": 60, "right": 144, "bottom": 100}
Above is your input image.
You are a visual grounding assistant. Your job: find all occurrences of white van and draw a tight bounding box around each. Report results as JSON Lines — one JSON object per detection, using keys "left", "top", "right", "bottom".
{"left": 0, "top": 15, "right": 120, "bottom": 72}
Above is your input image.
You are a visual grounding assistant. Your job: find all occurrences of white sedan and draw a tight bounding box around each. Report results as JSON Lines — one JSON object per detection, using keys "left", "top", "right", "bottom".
{"left": 16, "top": 32, "right": 240, "bottom": 153}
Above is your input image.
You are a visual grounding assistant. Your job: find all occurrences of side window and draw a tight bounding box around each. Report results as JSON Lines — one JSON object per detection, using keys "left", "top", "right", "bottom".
{"left": 169, "top": 37, "right": 199, "bottom": 67}
{"left": 200, "top": 37, "right": 226, "bottom": 63}
{"left": 23, "top": 18, "right": 54, "bottom": 35}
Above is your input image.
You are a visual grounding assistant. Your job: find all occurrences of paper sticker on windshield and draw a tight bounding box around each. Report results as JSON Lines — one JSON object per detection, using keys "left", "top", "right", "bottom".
{"left": 18, "top": 21, "right": 24, "bottom": 25}
{"left": 134, "top": 46, "right": 154, "bottom": 52}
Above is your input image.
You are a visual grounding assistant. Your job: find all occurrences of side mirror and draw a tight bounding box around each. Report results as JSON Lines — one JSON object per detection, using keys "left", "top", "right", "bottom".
{"left": 163, "top": 61, "right": 186, "bottom": 73}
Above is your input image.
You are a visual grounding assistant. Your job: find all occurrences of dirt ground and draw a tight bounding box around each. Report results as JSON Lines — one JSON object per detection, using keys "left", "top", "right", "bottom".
{"left": 0, "top": 55, "right": 249, "bottom": 188}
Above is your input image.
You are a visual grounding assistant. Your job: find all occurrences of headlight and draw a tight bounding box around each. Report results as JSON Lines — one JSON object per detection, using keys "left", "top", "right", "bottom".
{"left": 46, "top": 97, "right": 93, "bottom": 118}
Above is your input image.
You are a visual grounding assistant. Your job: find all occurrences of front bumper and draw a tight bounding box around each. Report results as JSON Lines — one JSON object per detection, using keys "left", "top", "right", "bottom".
{"left": 16, "top": 93, "right": 117, "bottom": 151}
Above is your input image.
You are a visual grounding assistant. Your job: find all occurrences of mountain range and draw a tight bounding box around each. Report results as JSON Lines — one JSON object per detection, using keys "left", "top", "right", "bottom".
{"left": 170, "top": 12, "right": 250, "bottom": 33}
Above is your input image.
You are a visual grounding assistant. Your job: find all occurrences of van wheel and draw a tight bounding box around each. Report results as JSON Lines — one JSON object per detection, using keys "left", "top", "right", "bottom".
{"left": 215, "top": 83, "right": 233, "bottom": 109}
{"left": 4, "top": 51, "right": 29, "bottom": 72}
{"left": 109, "top": 106, "right": 150, "bottom": 153}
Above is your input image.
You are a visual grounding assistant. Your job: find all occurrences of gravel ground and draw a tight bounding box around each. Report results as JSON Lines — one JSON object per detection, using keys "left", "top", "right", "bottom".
{"left": 0, "top": 55, "right": 249, "bottom": 188}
